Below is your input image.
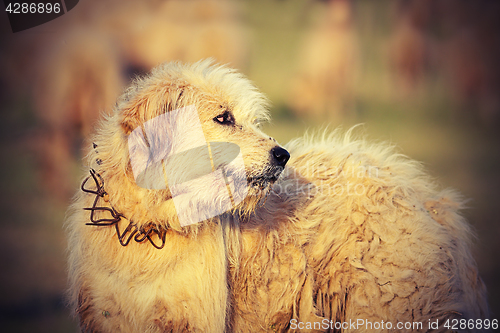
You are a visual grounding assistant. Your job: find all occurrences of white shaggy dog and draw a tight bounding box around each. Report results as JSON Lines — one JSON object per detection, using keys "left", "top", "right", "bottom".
{"left": 66, "top": 60, "right": 488, "bottom": 332}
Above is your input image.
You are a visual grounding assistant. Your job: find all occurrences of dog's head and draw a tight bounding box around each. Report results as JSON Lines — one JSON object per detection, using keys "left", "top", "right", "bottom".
{"left": 90, "top": 60, "right": 289, "bottom": 229}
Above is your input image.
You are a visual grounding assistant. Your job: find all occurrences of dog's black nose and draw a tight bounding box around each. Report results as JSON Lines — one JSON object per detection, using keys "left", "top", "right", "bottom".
{"left": 271, "top": 146, "right": 290, "bottom": 167}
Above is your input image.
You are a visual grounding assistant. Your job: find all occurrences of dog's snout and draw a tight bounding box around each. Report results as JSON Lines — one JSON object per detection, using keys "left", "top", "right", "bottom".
{"left": 271, "top": 146, "right": 290, "bottom": 167}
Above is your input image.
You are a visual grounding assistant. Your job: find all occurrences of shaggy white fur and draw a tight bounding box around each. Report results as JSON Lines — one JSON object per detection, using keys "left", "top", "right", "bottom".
{"left": 66, "top": 60, "right": 488, "bottom": 332}
{"left": 232, "top": 130, "right": 489, "bottom": 332}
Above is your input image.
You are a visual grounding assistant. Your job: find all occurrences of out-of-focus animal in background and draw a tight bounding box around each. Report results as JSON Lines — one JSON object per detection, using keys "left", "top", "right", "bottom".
{"left": 34, "top": 29, "right": 125, "bottom": 198}
{"left": 20, "top": 0, "right": 249, "bottom": 199}
{"left": 288, "top": 0, "right": 360, "bottom": 120}
{"left": 387, "top": 0, "right": 500, "bottom": 123}
{"left": 439, "top": 1, "right": 500, "bottom": 125}
{"left": 388, "top": 0, "right": 431, "bottom": 97}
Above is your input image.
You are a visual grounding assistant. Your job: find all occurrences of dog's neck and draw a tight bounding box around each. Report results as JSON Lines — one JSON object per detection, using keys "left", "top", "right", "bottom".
{"left": 81, "top": 168, "right": 168, "bottom": 249}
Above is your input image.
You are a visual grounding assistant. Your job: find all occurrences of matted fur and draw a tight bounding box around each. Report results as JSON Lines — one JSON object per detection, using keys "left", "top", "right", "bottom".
{"left": 66, "top": 60, "right": 488, "bottom": 332}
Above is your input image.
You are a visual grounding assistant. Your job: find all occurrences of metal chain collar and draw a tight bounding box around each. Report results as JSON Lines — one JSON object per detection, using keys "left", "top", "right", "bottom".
{"left": 81, "top": 169, "right": 167, "bottom": 249}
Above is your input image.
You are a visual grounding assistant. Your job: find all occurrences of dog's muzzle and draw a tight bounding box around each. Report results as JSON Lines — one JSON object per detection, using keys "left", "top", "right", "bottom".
{"left": 248, "top": 146, "right": 290, "bottom": 189}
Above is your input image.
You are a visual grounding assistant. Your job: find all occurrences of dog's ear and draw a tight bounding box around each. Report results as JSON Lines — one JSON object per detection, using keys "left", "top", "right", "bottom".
{"left": 121, "top": 96, "right": 148, "bottom": 135}
{"left": 120, "top": 88, "right": 167, "bottom": 135}
{"left": 120, "top": 85, "right": 187, "bottom": 135}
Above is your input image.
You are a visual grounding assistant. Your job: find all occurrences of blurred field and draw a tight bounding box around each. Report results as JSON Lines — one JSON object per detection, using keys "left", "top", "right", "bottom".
{"left": 1, "top": 0, "right": 499, "bottom": 331}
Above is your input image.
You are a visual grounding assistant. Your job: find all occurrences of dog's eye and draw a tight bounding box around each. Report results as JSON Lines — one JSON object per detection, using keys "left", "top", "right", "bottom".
{"left": 213, "top": 111, "right": 235, "bottom": 126}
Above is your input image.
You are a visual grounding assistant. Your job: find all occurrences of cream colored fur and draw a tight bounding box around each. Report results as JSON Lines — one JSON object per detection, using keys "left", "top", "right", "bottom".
{"left": 66, "top": 60, "right": 488, "bottom": 332}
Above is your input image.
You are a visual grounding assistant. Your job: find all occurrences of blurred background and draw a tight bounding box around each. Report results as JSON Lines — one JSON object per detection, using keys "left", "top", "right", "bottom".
{"left": 0, "top": 0, "right": 499, "bottom": 331}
